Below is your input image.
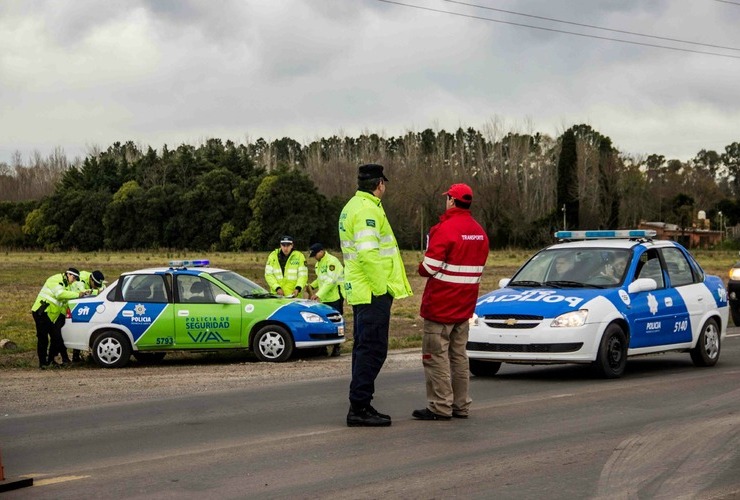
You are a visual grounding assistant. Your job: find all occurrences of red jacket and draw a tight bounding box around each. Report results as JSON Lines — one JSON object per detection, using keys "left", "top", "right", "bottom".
{"left": 418, "top": 207, "right": 489, "bottom": 323}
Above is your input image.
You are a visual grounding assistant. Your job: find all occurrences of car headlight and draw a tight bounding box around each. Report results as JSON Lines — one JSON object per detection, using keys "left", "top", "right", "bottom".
{"left": 730, "top": 267, "right": 740, "bottom": 281}
{"left": 300, "top": 311, "right": 324, "bottom": 323}
{"left": 550, "top": 309, "right": 588, "bottom": 328}
{"left": 469, "top": 313, "right": 479, "bottom": 327}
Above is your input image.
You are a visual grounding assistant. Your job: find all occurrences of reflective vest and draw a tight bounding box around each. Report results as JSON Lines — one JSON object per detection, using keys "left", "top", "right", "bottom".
{"left": 338, "top": 190, "right": 412, "bottom": 305}
{"left": 310, "top": 251, "right": 344, "bottom": 303}
{"left": 265, "top": 249, "right": 308, "bottom": 295}
{"left": 31, "top": 273, "right": 80, "bottom": 322}
{"left": 72, "top": 271, "right": 106, "bottom": 296}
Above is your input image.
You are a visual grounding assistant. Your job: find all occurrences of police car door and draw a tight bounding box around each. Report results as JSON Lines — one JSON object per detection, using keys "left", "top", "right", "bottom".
{"left": 117, "top": 274, "right": 174, "bottom": 348}
{"left": 174, "top": 275, "right": 243, "bottom": 347}
{"left": 660, "top": 246, "right": 704, "bottom": 344}
{"left": 629, "top": 249, "right": 689, "bottom": 348}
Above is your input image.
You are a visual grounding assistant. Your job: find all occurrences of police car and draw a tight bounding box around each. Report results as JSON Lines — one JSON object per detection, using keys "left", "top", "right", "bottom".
{"left": 62, "top": 260, "right": 344, "bottom": 368}
{"left": 467, "top": 230, "right": 728, "bottom": 378}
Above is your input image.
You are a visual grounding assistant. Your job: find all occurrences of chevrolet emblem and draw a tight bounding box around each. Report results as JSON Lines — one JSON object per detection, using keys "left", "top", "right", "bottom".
{"left": 505, "top": 318, "right": 517, "bottom": 326}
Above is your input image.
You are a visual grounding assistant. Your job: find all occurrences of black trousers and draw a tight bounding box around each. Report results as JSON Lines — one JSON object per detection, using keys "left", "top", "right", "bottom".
{"left": 349, "top": 293, "right": 393, "bottom": 407}
{"left": 33, "top": 311, "right": 67, "bottom": 365}
{"left": 326, "top": 297, "right": 344, "bottom": 316}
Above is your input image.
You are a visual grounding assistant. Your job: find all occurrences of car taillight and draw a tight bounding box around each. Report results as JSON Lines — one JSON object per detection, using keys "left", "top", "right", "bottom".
{"left": 66, "top": 307, "right": 72, "bottom": 319}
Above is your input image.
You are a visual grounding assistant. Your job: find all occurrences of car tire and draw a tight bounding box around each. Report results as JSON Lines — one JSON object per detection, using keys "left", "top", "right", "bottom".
{"left": 690, "top": 318, "right": 721, "bottom": 367}
{"left": 92, "top": 331, "right": 132, "bottom": 368}
{"left": 469, "top": 359, "right": 502, "bottom": 377}
{"left": 253, "top": 325, "right": 294, "bottom": 362}
{"left": 593, "top": 323, "right": 627, "bottom": 379}
{"left": 132, "top": 352, "right": 167, "bottom": 364}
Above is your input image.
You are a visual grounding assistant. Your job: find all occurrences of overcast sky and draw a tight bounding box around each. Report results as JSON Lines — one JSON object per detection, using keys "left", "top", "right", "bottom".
{"left": 1, "top": 0, "right": 739, "bottom": 167}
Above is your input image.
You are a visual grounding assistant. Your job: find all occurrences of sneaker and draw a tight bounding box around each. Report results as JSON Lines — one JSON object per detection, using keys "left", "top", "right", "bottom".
{"left": 412, "top": 408, "right": 451, "bottom": 421}
{"left": 330, "top": 346, "right": 341, "bottom": 357}
{"left": 347, "top": 406, "right": 392, "bottom": 427}
{"left": 452, "top": 411, "right": 469, "bottom": 419}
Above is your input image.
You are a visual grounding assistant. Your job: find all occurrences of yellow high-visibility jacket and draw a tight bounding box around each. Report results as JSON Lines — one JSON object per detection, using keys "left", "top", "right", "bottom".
{"left": 265, "top": 249, "right": 308, "bottom": 295}
{"left": 310, "top": 251, "right": 344, "bottom": 303}
{"left": 338, "top": 190, "right": 412, "bottom": 305}
{"left": 31, "top": 273, "right": 80, "bottom": 322}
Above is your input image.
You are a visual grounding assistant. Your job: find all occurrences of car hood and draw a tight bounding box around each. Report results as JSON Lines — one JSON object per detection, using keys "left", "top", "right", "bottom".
{"left": 475, "top": 286, "right": 624, "bottom": 317}
{"left": 275, "top": 299, "right": 339, "bottom": 317}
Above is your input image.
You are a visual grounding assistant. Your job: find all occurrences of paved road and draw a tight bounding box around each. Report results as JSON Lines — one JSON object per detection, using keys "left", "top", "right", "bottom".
{"left": 2, "top": 333, "right": 739, "bottom": 499}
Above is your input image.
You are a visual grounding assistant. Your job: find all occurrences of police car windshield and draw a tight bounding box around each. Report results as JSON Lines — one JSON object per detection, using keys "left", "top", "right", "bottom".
{"left": 210, "top": 271, "right": 270, "bottom": 297}
{"left": 513, "top": 248, "right": 631, "bottom": 288}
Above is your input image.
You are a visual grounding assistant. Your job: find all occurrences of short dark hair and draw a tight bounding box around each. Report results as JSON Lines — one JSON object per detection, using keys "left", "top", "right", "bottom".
{"left": 358, "top": 177, "right": 383, "bottom": 193}
{"left": 451, "top": 196, "right": 471, "bottom": 210}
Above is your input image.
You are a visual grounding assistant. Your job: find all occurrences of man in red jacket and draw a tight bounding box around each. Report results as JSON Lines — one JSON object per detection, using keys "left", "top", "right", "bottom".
{"left": 413, "top": 183, "right": 489, "bottom": 420}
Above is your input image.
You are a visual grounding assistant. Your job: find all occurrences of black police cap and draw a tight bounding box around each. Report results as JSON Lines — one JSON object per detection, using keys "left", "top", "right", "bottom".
{"left": 358, "top": 163, "right": 388, "bottom": 181}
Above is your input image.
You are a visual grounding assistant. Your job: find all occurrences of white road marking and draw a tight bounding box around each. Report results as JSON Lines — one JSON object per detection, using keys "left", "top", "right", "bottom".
{"left": 25, "top": 475, "right": 90, "bottom": 486}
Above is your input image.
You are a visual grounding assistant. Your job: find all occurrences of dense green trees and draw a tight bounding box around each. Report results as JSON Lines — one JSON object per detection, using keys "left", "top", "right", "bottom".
{"left": 2, "top": 128, "right": 739, "bottom": 250}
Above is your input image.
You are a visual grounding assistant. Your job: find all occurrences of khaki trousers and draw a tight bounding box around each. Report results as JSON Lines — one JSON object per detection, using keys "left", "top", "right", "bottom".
{"left": 422, "top": 319, "right": 472, "bottom": 417}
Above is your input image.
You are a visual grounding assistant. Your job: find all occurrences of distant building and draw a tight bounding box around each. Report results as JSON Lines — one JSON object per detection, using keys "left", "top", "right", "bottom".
{"left": 638, "top": 221, "right": 722, "bottom": 249}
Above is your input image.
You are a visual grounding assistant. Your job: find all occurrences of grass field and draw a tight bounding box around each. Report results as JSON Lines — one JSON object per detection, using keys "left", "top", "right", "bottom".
{"left": 1, "top": 248, "right": 736, "bottom": 368}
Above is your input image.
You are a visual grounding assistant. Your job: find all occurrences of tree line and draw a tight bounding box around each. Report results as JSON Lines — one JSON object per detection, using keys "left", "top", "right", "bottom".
{"left": 1, "top": 123, "right": 739, "bottom": 251}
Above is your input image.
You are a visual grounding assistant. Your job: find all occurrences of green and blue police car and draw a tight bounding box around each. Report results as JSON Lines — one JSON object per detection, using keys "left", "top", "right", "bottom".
{"left": 62, "top": 260, "right": 345, "bottom": 368}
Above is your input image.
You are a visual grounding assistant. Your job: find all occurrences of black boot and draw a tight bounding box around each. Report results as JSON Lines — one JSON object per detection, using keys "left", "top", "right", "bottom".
{"left": 347, "top": 406, "right": 392, "bottom": 427}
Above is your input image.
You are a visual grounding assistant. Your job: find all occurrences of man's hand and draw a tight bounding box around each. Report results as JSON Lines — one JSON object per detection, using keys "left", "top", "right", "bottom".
{"left": 276, "top": 288, "right": 285, "bottom": 297}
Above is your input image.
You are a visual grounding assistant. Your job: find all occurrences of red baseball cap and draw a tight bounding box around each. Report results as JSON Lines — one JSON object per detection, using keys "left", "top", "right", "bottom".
{"left": 443, "top": 183, "right": 473, "bottom": 202}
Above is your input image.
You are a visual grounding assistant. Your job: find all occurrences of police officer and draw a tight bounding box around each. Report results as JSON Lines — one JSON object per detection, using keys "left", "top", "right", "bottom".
{"left": 308, "top": 243, "right": 344, "bottom": 357}
{"left": 265, "top": 235, "right": 308, "bottom": 297}
{"left": 339, "top": 163, "right": 413, "bottom": 427}
{"left": 31, "top": 268, "right": 90, "bottom": 368}
{"left": 69, "top": 270, "right": 105, "bottom": 362}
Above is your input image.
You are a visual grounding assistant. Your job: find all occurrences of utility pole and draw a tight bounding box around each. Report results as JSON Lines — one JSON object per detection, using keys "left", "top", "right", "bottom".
{"left": 562, "top": 204, "right": 566, "bottom": 231}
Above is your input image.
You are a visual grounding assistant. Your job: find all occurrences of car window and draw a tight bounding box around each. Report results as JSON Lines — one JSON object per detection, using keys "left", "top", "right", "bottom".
{"left": 661, "top": 247, "right": 695, "bottom": 287}
{"left": 635, "top": 249, "right": 665, "bottom": 288}
{"left": 121, "top": 274, "right": 169, "bottom": 303}
{"left": 515, "top": 248, "right": 629, "bottom": 287}
{"left": 176, "top": 275, "right": 224, "bottom": 304}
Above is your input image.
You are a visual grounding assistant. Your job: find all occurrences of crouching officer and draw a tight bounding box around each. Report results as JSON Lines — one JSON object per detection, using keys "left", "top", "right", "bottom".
{"left": 31, "top": 268, "right": 90, "bottom": 368}
{"left": 69, "top": 270, "right": 105, "bottom": 362}
{"left": 265, "top": 235, "right": 308, "bottom": 297}
{"left": 308, "top": 242, "right": 344, "bottom": 357}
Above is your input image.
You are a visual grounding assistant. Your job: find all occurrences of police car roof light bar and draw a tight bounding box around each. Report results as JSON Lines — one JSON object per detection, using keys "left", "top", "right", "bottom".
{"left": 168, "top": 259, "right": 210, "bottom": 268}
{"left": 554, "top": 229, "right": 657, "bottom": 240}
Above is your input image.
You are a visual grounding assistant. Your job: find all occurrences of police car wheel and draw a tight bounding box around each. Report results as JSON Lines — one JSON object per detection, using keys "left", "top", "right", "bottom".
{"left": 593, "top": 324, "right": 627, "bottom": 379}
{"left": 469, "top": 359, "right": 502, "bottom": 377}
{"left": 253, "top": 325, "right": 294, "bottom": 363}
{"left": 690, "top": 318, "right": 720, "bottom": 367}
{"left": 92, "top": 331, "right": 132, "bottom": 368}
{"left": 132, "top": 352, "right": 167, "bottom": 364}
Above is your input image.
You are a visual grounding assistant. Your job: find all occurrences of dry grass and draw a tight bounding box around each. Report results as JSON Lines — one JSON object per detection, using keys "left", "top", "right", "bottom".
{"left": 0, "top": 248, "right": 735, "bottom": 368}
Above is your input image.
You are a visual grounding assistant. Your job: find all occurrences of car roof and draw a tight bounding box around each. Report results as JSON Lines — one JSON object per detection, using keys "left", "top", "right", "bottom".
{"left": 123, "top": 267, "right": 230, "bottom": 275}
{"left": 548, "top": 238, "right": 679, "bottom": 251}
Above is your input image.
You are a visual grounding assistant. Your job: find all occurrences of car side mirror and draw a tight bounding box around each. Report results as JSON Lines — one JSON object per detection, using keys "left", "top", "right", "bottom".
{"left": 498, "top": 278, "right": 510, "bottom": 288}
{"left": 215, "top": 294, "right": 240, "bottom": 305}
{"left": 628, "top": 278, "right": 657, "bottom": 294}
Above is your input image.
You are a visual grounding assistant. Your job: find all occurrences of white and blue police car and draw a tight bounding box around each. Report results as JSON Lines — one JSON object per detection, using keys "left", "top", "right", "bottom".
{"left": 467, "top": 230, "right": 728, "bottom": 378}
{"left": 62, "top": 260, "right": 345, "bottom": 368}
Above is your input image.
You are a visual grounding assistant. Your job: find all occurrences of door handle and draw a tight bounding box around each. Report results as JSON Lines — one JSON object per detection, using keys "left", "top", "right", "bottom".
{"left": 178, "top": 310, "right": 189, "bottom": 316}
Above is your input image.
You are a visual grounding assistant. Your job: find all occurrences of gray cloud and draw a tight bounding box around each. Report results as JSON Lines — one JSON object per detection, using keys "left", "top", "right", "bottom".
{"left": 1, "top": 0, "right": 739, "bottom": 166}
